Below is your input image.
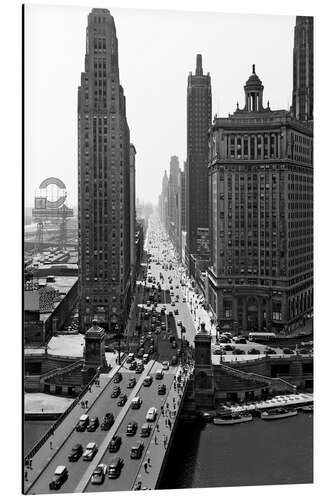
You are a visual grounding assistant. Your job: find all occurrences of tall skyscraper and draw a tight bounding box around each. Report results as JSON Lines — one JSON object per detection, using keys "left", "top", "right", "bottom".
{"left": 129, "top": 144, "right": 136, "bottom": 291}
{"left": 207, "top": 65, "right": 313, "bottom": 333}
{"left": 78, "top": 9, "right": 131, "bottom": 334}
{"left": 291, "top": 16, "right": 313, "bottom": 122}
{"left": 186, "top": 54, "right": 212, "bottom": 272}
{"left": 167, "top": 156, "right": 181, "bottom": 249}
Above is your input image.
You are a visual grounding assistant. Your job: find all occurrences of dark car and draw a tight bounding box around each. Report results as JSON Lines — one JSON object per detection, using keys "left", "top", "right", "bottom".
{"left": 174, "top": 309, "right": 179, "bottom": 315}
{"left": 181, "top": 326, "right": 186, "bottom": 333}
{"left": 148, "top": 346, "right": 154, "bottom": 355}
{"left": 136, "top": 364, "right": 144, "bottom": 374}
{"left": 248, "top": 348, "right": 261, "bottom": 355}
{"left": 265, "top": 348, "right": 277, "bottom": 355}
{"left": 137, "top": 349, "right": 144, "bottom": 359}
{"left": 101, "top": 413, "right": 114, "bottom": 430}
{"left": 158, "top": 384, "right": 166, "bottom": 395}
{"left": 233, "top": 348, "right": 245, "bottom": 355}
{"left": 108, "top": 435, "right": 122, "bottom": 453}
{"left": 237, "top": 338, "right": 247, "bottom": 344}
{"left": 129, "top": 361, "right": 137, "bottom": 371}
{"left": 113, "top": 372, "right": 122, "bottom": 383}
{"left": 111, "top": 386, "right": 121, "bottom": 398}
{"left": 126, "top": 421, "right": 138, "bottom": 436}
{"left": 49, "top": 465, "right": 68, "bottom": 490}
{"left": 68, "top": 444, "right": 83, "bottom": 462}
{"left": 87, "top": 417, "right": 99, "bottom": 432}
{"left": 140, "top": 423, "right": 151, "bottom": 437}
{"left": 108, "top": 457, "right": 124, "bottom": 479}
{"left": 224, "top": 344, "right": 236, "bottom": 351}
{"left": 117, "top": 394, "right": 127, "bottom": 407}
{"left": 283, "top": 348, "right": 294, "bottom": 354}
{"left": 130, "top": 441, "right": 144, "bottom": 459}
{"left": 213, "top": 348, "right": 221, "bottom": 355}
{"left": 127, "top": 377, "right": 136, "bottom": 389}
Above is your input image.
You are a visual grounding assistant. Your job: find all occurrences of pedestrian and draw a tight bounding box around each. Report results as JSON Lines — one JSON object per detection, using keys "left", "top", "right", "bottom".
{"left": 154, "top": 435, "right": 158, "bottom": 445}
{"left": 88, "top": 386, "right": 91, "bottom": 393}
{"left": 156, "top": 423, "right": 159, "bottom": 432}
{"left": 29, "top": 459, "right": 32, "bottom": 470}
{"left": 24, "top": 470, "right": 28, "bottom": 482}
{"left": 50, "top": 441, "right": 53, "bottom": 450}
{"left": 85, "top": 400, "right": 88, "bottom": 408}
{"left": 168, "top": 418, "right": 172, "bottom": 429}
{"left": 144, "top": 461, "right": 148, "bottom": 473}
{"left": 165, "top": 418, "right": 168, "bottom": 426}
{"left": 147, "top": 458, "right": 151, "bottom": 467}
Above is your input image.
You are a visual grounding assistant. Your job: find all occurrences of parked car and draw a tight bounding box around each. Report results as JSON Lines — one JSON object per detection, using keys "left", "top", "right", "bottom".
{"left": 87, "top": 417, "right": 99, "bottom": 432}
{"left": 233, "top": 348, "right": 245, "bottom": 355}
{"left": 83, "top": 442, "right": 98, "bottom": 461}
{"left": 158, "top": 384, "right": 166, "bottom": 395}
{"left": 283, "top": 348, "right": 294, "bottom": 354}
{"left": 111, "top": 386, "right": 121, "bottom": 398}
{"left": 265, "top": 348, "right": 277, "bottom": 355}
{"left": 68, "top": 443, "right": 83, "bottom": 462}
{"left": 127, "top": 377, "right": 136, "bottom": 388}
{"left": 131, "top": 397, "right": 142, "bottom": 409}
{"left": 101, "top": 413, "right": 114, "bottom": 431}
{"left": 91, "top": 464, "right": 107, "bottom": 485}
{"left": 223, "top": 344, "right": 236, "bottom": 351}
{"left": 49, "top": 465, "right": 68, "bottom": 490}
{"left": 108, "top": 457, "right": 124, "bottom": 479}
{"left": 108, "top": 435, "right": 122, "bottom": 453}
{"left": 213, "top": 348, "right": 221, "bottom": 355}
{"left": 117, "top": 394, "right": 127, "bottom": 407}
{"left": 248, "top": 348, "right": 261, "bottom": 355}
{"left": 146, "top": 407, "right": 157, "bottom": 422}
{"left": 126, "top": 421, "right": 138, "bottom": 436}
{"left": 129, "top": 361, "right": 137, "bottom": 371}
{"left": 143, "top": 375, "right": 153, "bottom": 387}
{"left": 136, "top": 364, "right": 144, "bottom": 374}
{"left": 130, "top": 441, "right": 144, "bottom": 459}
{"left": 76, "top": 414, "right": 89, "bottom": 432}
{"left": 140, "top": 423, "right": 151, "bottom": 437}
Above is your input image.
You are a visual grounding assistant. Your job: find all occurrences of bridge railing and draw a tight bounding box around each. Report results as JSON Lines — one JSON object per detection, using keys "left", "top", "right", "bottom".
{"left": 24, "top": 367, "right": 100, "bottom": 462}
{"left": 40, "top": 360, "right": 83, "bottom": 383}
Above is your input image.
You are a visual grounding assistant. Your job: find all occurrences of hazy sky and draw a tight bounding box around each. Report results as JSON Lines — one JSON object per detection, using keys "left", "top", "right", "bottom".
{"left": 25, "top": 4, "right": 295, "bottom": 207}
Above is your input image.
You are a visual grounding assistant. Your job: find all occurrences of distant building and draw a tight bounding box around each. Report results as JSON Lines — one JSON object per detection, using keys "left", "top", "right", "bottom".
{"left": 291, "top": 16, "right": 313, "bottom": 122}
{"left": 160, "top": 170, "right": 169, "bottom": 229}
{"left": 130, "top": 144, "right": 137, "bottom": 291}
{"left": 186, "top": 54, "right": 212, "bottom": 270}
{"left": 167, "top": 156, "right": 181, "bottom": 251}
{"left": 207, "top": 65, "right": 313, "bottom": 333}
{"left": 78, "top": 9, "right": 131, "bottom": 334}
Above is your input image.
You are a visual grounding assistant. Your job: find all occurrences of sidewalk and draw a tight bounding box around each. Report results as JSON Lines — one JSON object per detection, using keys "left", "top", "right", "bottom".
{"left": 131, "top": 365, "right": 193, "bottom": 491}
{"left": 23, "top": 365, "right": 119, "bottom": 492}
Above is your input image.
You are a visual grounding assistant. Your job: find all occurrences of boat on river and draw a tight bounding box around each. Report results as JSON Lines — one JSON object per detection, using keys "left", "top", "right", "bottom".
{"left": 261, "top": 407, "right": 298, "bottom": 420}
{"left": 299, "top": 405, "right": 313, "bottom": 413}
{"left": 213, "top": 412, "right": 253, "bottom": 425}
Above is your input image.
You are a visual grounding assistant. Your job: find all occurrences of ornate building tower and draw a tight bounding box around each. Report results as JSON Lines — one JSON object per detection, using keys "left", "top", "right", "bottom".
{"left": 186, "top": 54, "right": 212, "bottom": 272}
{"left": 78, "top": 9, "right": 131, "bottom": 334}
{"left": 291, "top": 16, "right": 313, "bottom": 122}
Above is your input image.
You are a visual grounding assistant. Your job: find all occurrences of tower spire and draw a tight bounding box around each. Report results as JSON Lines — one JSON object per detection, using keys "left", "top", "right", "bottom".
{"left": 195, "top": 54, "right": 203, "bottom": 76}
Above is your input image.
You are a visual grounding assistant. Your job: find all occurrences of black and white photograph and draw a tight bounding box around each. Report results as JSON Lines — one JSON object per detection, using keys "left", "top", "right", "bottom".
{"left": 21, "top": 0, "right": 316, "bottom": 496}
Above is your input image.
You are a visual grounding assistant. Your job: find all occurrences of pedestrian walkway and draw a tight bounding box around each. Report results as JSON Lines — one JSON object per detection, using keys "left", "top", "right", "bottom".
{"left": 131, "top": 366, "right": 192, "bottom": 490}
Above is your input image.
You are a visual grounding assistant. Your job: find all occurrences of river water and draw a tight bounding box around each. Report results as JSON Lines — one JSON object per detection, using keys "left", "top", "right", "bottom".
{"left": 160, "top": 413, "right": 313, "bottom": 489}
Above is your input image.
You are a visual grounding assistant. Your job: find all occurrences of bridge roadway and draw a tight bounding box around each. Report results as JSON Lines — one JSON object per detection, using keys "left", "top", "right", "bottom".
{"left": 26, "top": 359, "right": 183, "bottom": 494}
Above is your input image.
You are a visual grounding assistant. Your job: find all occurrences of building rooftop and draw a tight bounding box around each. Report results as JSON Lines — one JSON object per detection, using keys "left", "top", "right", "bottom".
{"left": 47, "top": 334, "right": 85, "bottom": 358}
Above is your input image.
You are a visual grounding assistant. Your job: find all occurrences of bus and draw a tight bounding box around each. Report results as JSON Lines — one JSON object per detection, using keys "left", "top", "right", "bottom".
{"left": 248, "top": 332, "right": 276, "bottom": 342}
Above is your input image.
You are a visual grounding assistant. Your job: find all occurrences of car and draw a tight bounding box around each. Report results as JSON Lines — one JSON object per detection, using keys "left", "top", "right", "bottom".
{"left": 111, "top": 386, "right": 121, "bottom": 398}
{"left": 237, "top": 338, "right": 247, "bottom": 344}
{"left": 248, "top": 348, "right": 261, "bottom": 355}
{"left": 181, "top": 326, "right": 186, "bottom": 333}
{"left": 101, "top": 413, "right": 114, "bottom": 430}
{"left": 174, "top": 309, "right": 179, "bottom": 315}
{"left": 213, "top": 348, "right": 221, "bottom": 355}
{"left": 143, "top": 353, "right": 150, "bottom": 364}
{"left": 83, "top": 442, "right": 98, "bottom": 461}
{"left": 127, "top": 377, "right": 136, "bottom": 388}
{"left": 171, "top": 302, "right": 175, "bottom": 307}
{"left": 136, "top": 364, "right": 144, "bottom": 374}
{"left": 265, "top": 348, "right": 277, "bottom": 355}
{"left": 219, "top": 336, "right": 231, "bottom": 343}
{"left": 140, "top": 423, "right": 152, "bottom": 437}
{"left": 177, "top": 320, "right": 182, "bottom": 326}
{"left": 108, "top": 457, "right": 124, "bottom": 479}
{"left": 87, "top": 417, "right": 99, "bottom": 432}
{"left": 129, "top": 361, "right": 137, "bottom": 371}
{"left": 126, "top": 353, "right": 135, "bottom": 364}
{"left": 146, "top": 407, "right": 157, "bottom": 422}
{"left": 224, "top": 344, "right": 236, "bottom": 351}
{"left": 109, "top": 435, "right": 122, "bottom": 453}
{"left": 126, "top": 421, "right": 138, "bottom": 436}
{"left": 49, "top": 465, "right": 68, "bottom": 490}
{"left": 130, "top": 441, "right": 144, "bottom": 459}
{"left": 68, "top": 443, "right": 83, "bottom": 462}
{"left": 143, "top": 375, "right": 153, "bottom": 386}
{"left": 113, "top": 372, "right": 122, "bottom": 383}
{"left": 299, "top": 348, "right": 310, "bottom": 354}
{"left": 168, "top": 334, "right": 176, "bottom": 342}
{"left": 131, "top": 397, "right": 142, "bottom": 409}
{"left": 91, "top": 464, "right": 107, "bottom": 485}
{"left": 155, "top": 369, "right": 164, "bottom": 380}
{"left": 162, "top": 361, "right": 170, "bottom": 370}
{"left": 117, "top": 394, "right": 127, "bottom": 407}
{"left": 171, "top": 355, "right": 178, "bottom": 365}
{"left": 137, "top": 349, "right": 144, "bottom": 359}
{"left": 283, "top": 348, "right": 294, "bottom": 354}
{"left": 148, "top": 346, "right": 154, "bottom": 355}
{"left": 76, "top": 414, "right": 90, "bottom": 432}
{"left": 233, "top": 348, "right": 245, "bottom": 355}
{"left": 158, "top": 384, "right": 166, "bottom": 395}
{"left": 182, "top": 297, "right": 186, "bottom": 303}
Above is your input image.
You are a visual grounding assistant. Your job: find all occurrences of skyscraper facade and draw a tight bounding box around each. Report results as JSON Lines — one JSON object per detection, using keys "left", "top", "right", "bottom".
{"left": 130, "top": 144, "right": 136, "bottom": 291}
{"left": 207, "top": 65, "right": 313, "bottom": 333}
{"left": 167, "top": 156, "right": 181, "bottom": 250}
{"left": 78, "top": 9, "right": 131, "bottom": 333}
{"left": 291, "top": 16, "right": 313, "bottom": 122}
{"left": 186, "top": 54, "right": 212, "bottom": 271}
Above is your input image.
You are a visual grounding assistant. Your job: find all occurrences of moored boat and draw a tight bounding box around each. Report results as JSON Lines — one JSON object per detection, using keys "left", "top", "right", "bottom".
{"left": 261, "top": 407, "right": 298, "bottom": 420}
{"left": 213, "top": 413, "right": 253, "bottom": 425}
{"left": 300, "top": 405, "right": 313, "bottom": 413}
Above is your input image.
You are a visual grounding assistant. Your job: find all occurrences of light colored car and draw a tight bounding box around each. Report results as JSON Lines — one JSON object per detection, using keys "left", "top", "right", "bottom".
{"left": 162, "top": 360, "right": 169, "bottom": 370}
{"left": 83, "top": 442, "right": 98, "bottom": 461}
{"left": 91, "top": 464, "right": 107, "bottom": 485}
{"left": 146, "top": 407, "right": 157, "bottom": 422}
